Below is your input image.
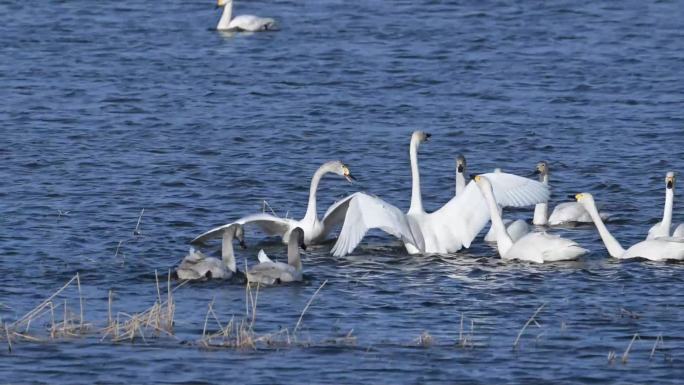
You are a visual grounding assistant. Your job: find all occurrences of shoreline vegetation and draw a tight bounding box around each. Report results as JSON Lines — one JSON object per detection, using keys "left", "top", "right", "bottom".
{"left": 0, "top": 273, "right": 673, "bottom": 365}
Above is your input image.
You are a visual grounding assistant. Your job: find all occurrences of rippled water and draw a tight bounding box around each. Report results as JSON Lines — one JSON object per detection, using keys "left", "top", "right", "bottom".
{"left": 2, "top": 0, "right": 684, "bottom": 383}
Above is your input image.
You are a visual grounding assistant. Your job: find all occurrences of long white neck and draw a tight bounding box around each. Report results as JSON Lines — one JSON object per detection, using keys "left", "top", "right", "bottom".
{"left": 287, "top": 240, "right": 302, "bottom": 272}
{"left": 456, "top": 170, "right": 466, "bottom": 196}
{"left": 303, "top": 162, "right": 333, "bottom": 223}
{"left": 408, "top": 137, "right": 424, "bottom": 214}
{"left": 480, "top": 181, "right": 514, "bottom": 257}
{"left": 533, "top": 173, "right": 549, "bottom": 225}
{"left": 217, "top": 1, "right": 233, "bottom": 30}
{"left": 661, "top": 187, "right": 674, "bottom": 234}
{"left": 221, "top": 229, "right": 236, "bottom": 272}
{"left": 582, "top": 199, "right": 625, "bottom": 258}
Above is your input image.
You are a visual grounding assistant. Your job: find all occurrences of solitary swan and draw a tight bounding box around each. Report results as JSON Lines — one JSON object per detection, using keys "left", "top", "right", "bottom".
{"left": 175, "top": 224, "right": 245, "bottom": 280}
{"left": 647, "top": 172, "right": 684, "bottom": 239}
{"left": 476, "top": 175, "right": 587, "bottom": 263}
{"left": 216, "top": 0, "right": 275, "bottom": 32}
{"left": 533, "top": 161, "right": 606, "bottom": 226}
{"left": 455, "top": 156, "right": 529, "bottom": 243}
{"left": 247, "top": 228, "right": 305, "bottom": 285}
{"left": 331, "top": 131, "right": 549, "bottom": 256}
{"left": 192, "top": 161, "right": 355, "bottom": 246}
{"left": 575, "top": 193, "right": 684, "bottom": 261}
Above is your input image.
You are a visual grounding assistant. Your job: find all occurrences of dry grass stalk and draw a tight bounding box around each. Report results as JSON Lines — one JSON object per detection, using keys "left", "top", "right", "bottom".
{"left": 621, "top": 333, "right": 640, "bottom": 364}
{"left": 457, "top": 314, "right": 474, "bottom": 348}
{"left": 415, "top": 331, "right": 433, "bottom": 347}
{"left": 294, "top": 280, "right": 327, "bottom": 335}
{"left": 101, "top": 273, "right": 182, "bottom": 343}
{"left": 650, "top": 334, "right": 664, "bottom": 360}
{"left": 513, "top": 303, "right": 546, "bottom": 351}
{"left": 11, "top": 274, "right": 79, "bottom": 329}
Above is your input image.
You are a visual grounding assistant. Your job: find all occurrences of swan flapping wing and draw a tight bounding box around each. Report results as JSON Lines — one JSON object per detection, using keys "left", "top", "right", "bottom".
{"left": 191, "top": 214, "right": 290, "bottom": 244}
{"left": 320, "top": 194, "right": 358, "bottom": 239}
{"left": 429, "top": 172, "right": 549, "bottom": 251}
{"left": 330, "top": 193, "right": 424, "bottom": 257}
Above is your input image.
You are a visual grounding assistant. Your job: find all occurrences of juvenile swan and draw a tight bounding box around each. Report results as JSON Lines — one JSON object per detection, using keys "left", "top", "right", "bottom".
{"left": 575, "top": 193, "right": 684, "bottom": 261}
{"left": 176, "top": 224, "right": 245, "bottom": 280}
{"left": 476, "top": 175, "right": 587, "bottom": 263}
{"left": 247, "top": 228, "right": 306, "bottom": 285}
{"left": 216, "top": 0, "right": 275, "bottom": 32}
{"left": 331, "top": 131, "right": 549, "bottom": 256}
{"left": 647, "top": 172, "right": 684, "bottom": 239}
{"left": 192, "top": 161, "right": 355, "bottom": 246}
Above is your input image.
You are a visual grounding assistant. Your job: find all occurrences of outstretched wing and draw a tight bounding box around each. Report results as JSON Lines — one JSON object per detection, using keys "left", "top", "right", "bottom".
{"left": 191, "top": 213, "right": 291, "bottom": 244}
{"left": 330, "top": 193, "right": 424, "bottom": 257}
{"left": 427, "top": 172, "right": 549, "bottom": 251}
{"left": 319, "top": 194, "right": 358, "bottom": 240}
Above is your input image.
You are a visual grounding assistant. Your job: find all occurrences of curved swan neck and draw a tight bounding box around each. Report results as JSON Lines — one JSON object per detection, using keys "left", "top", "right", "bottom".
{"left": 582, "top": 199, "right": 625, "bottom": 258}
{"left": 303, "top": 162, "right": 334, "bottom": 222}
{"left": 221, "top": 229, "right": 237, "bottom": 272}
{"left": 408, "top": 137, "right": 424, "bottom": 214}
{"left": 217, "top": 1, "right": 233, "bottom": 30}
{"left": 662, "top": 187, "right": 674, "bottom": 233}
{"left": 533, "top": 203, "right": 548, "bottom": 225}
{"left": 287, "top": 241, "right": 302, "bottom": 272}
{"left": 479, "top": 180, "right": 514, "bottom": 256}
{"left": 533, "top": 171, "right": 549, "bottom": 225}
{"left": 456, "top": 170, "right": 466, "bottom": 196}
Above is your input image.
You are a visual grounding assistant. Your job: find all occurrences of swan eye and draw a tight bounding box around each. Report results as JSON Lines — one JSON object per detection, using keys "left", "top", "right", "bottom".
{"left": 342, "top": 166, "right": 350, "bottom": 176}
{"left": 474, "top": 175, "right": 481, "bottom": 182}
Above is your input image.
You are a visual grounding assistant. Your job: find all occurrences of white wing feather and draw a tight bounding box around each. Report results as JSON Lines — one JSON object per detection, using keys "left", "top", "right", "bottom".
{"left": 331, "top": 193, "right": 424, "bottom": 257}
{"left": 428, "top": 172, "right": 549, "bottom": 251}
{"left": 192, "top": 213, "right": 291, "bottom": 244}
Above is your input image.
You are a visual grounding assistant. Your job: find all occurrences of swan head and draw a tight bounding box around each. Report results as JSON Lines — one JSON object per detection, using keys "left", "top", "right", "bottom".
{"left": 327, "top": 160, "right": 356, "bottom": 183}
{"left": 234, "top": 224, "right": 246, "bottom": 249}
{"left": 534, "top": 161, "right": 548, "bottom": 178}
{"left": 456, "top": 154, "right": 466, "bottom": 173}
{"left": 411, "top": 131, "right": 431, "bottom": 145}
{"left": 216, "top": 0, "right": 231, "bottom": 8}
{"left": 290, "top": 227, "right": 306, "bottom": 250}
{"left": 666, "top": 171, "right": 675, "bottom": 190}
{"left": 573, "top": 193, "right": 595, "bottom": 206}
{"left": 473, "top": 174, "right": 492, "bottom": 190}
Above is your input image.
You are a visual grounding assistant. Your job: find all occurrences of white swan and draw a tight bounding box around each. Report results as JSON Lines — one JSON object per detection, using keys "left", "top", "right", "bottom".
{"left": 192, "top": 161, "right": 355, "bottom": 246}
{"left": 533, "top": 161, "right": 606, "bottom": 226}
{"left": 476, "top": 176, "right": 588, "bottom": 263}
{"left": 455, "top": 157, "right": 529, "bottom": 243}
{"left": 175, "top": 224, "right": 244, "bottom": 280}
{"left": 647, "top": 172, "right": 684, "bottom": 239}
{"left": 330, "top": 131, "right": 550, "bottom": 256}
{"left": 575, "top": 193, "right": 684, "bottom": 261}
{"left": 247, "top": 228, "right": 305, "bottom": 285}
{"left": 216, "top": 0, "right": 275, "bottom": 32}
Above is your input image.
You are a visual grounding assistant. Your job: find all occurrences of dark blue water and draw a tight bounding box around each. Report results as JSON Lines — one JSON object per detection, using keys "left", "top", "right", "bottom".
{"left": 2, "top": 0, "right": 684, "bottom": 383}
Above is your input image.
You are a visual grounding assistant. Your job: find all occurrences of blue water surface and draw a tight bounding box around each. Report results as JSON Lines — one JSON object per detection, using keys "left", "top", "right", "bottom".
{"left": 1, "top": 0, "right": 684, "bottom": 383}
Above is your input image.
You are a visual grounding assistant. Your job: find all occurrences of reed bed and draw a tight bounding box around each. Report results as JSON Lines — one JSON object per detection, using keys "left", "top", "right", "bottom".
{"left": 0, "top": 271, "right": 672, "bottom": 366}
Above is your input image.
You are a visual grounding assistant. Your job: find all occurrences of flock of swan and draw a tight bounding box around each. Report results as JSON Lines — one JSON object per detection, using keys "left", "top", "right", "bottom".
{"left": 174, "top": 131, "right": 684, "bottom": 284}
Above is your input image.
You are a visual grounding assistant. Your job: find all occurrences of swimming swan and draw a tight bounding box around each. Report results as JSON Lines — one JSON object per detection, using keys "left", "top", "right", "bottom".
{"left": 330, "top": 131, "right": 550, "bottom": 256}
{"left": 192, "top": 161, "right": 355, "bottom": 246}
{"left": 647, "top": 172, "right": 684, "bottom": 239}
{"left": 575, "top": 193, "right": 684, "bottom": 261}
{"left": 476, "top": 175, "right": 587, "bottom": 263}
{"left": 175, "top": 224, "right": 245, "bottom": 280}
{"left": 216, "top": 0, "right": 275, "bottom": 32}
{"left": 533, "top": 161, "right": 606, "bottom": 226}
{"left": 247, "top": 228, "right": 305, "bottom": 285}
{"left": 455, "top": 156, "right": 529, "bottom": 243}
